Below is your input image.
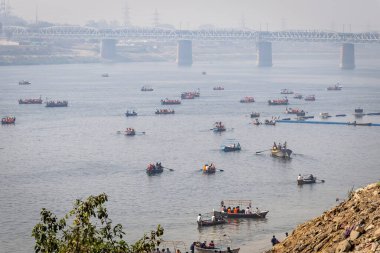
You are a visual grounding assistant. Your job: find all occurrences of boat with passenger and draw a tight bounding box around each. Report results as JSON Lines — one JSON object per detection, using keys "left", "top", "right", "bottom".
{"left": 320, "top": 112, "right": 330, "bottom": 119}
{"left": 18, "top": 80, "right": 31, "bottom": 85}
{"left": 297, "top": 174, "right": 317, "bottom": 185}
{"left": 1, "top": 116, "right": 16, "bottom": 124}
{"left": 101, "top": 73, "right": 109, "bottom": 77}
{"left": 146, "top": 162, "right": 163, "bottom": 175}
{"left": 202, "top": 163, "right": 216, "bottom": 174}
{"left": 239, "top": 96, "right": 255, "bottom": 103}
{"left": 252, "top": 119, "right": 261, "bottom": 125}
{"left": 221, "top": 140, "right": 241, "bottom": 152}
{"left": 45, "top": 100, "right": 68, "bottom": 107}
{"left": 181, "top": 92, "right": 195, "bottom": 99}
{"left": 250, "top": 112, "right": 260, "bottom": 118}
{"left": 161, "top": 98, "right": 181, "bottom": 105}
{"left": 155, "top": 109, "right": 175, "bottom": 115}
{"left": 271, "top": 141, "right": 292, "bottom": 159}
{"left": 264, "top": 119, "right": 276, "bottom": 125}
{"left": 327, "top": 83, "right": 342, "bottom": 90}
{"left": 124, "top": 128, "right": 136, "bottom": 136}
{"left": 212, "top": 122, "right": 226, "bottom": 132}
{"left": 285, "top": 107, "right": 305, "bottom": 115}
{"left": 197, "top": 211, "right": 226, "bottom": 227}
{"left": 293, "top": 93, "right": 303, "bottom": 99}
{"left": 141, "top": 86, "right": 154, "bottom": 91}
{"left": 280, "top": 89, "right": 294, "bottom": 94}
{"left": 18, "top": 97, "right": 43, "bottom": 104}
{"left": 194, "top": 241, "right": 240, "bottom": 253}
{"left": 213, "top": 86, "right": 224, "bottom": 90}
{"left": 268, "top": 98, "right": 288, "bottom": 105}
{"left": 353, "top": 108, "right": 365, "bottom": 117}
{"left": 125, "top": 110, "right": 138, "bottom": 117}
{"left": 219, "top": 200, "right": 269, "bottom": 219}
{"left": 304, "top": 95, "right": 316, "bottom": 101}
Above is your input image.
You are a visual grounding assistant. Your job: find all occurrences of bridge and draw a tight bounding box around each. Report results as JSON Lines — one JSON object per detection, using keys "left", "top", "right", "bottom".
{"left": 3, "top": 25, "right": 380, "bottom": 68}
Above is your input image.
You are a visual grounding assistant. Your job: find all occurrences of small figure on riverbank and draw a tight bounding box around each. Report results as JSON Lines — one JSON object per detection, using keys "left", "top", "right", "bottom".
{"left": 271, "top": 235, "right": 280, "bottom": 246}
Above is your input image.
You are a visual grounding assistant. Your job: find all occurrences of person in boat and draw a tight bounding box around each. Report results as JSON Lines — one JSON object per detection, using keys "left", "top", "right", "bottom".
{"left": 273, "top": 142, "right": 277, "bottom": 150}
{"left": 227, "top": 247, "right": 233, "bottom": 253}
{"left": 271, "top": 235, "right": 280, "bottom": 246}
{"left": 227, "top": 207, "right": 231, "bottom": 213}
{"left": 190, "top": 242, "right": 196, "bottom": 253}
{"left": 201, "top": 241, "right": 207, "bottom": 248}
{"left": 208, "top": 241, "right": 215, "bottom": 249}
{"left": 256, "top": 207, "right": 261, "bottom": 214}
{"left": 245, "top": 207, "right": 252, "bottom": 214}
{"left": 197, "top": 214, "right": 202, "bottom": 223}
{"left": 211, "top": 214, "right": 216, "bottom": 222}
{"left": 297, "top": 174, "right": 303, "bottom": 181}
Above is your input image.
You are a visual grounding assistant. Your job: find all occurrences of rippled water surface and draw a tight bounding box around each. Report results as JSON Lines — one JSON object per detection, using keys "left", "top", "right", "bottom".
{"left": 1, "top": 50, "right": 380, "bottom": 253}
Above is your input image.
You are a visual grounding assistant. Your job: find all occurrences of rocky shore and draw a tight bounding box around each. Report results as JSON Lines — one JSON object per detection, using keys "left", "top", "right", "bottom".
{"left": 266, "top": 182, "right": 380, "bottom": 253}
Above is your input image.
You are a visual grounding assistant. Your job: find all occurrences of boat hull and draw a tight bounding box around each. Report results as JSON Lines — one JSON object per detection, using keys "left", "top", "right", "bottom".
{"left": 125, "top": 113, "right": 138, "bottom": 117}
{"left": 197, "top": 219, "right": 226, "bottom": 227}
{"left": 223, "top": 211, "right": 268, "bottom": 219}
{"left": 297, "top": 178, "right": 316, "bottom": 185}
{"left": 223, "top": 146, "right": 241, "bottom": 152}
{"left": 271, "top": 149, "right": 292, "bottom": 158}
{"left": 146, "top": 168, "right": 163, "bottom": 175}
{"left": 195, "top": 246, "right": 239, "bottom": 253}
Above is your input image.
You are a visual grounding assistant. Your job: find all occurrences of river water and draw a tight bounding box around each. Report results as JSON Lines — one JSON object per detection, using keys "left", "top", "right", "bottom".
{"left": 1, "top": 46, "right": 380, "bottom": 253}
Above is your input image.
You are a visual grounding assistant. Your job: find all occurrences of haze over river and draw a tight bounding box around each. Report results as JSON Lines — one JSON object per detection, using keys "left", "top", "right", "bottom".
{"left": 1, "top": 46, "right": 380, "bottom": 253}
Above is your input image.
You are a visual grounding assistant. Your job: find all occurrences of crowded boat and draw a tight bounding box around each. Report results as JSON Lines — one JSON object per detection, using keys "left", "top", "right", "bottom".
{"left": 194, "top": 241, "right": 240, "bottom": 253}
{"left": 1, "top": 116, "right": 16, "bottom": 124}
{"left": 297, "top": 174, "right": 317, "bottom": 185}
{"left": 202, "top": 163, "right": 216, "bottom": 174}
{"left": 304, "top": 95, "right": 316, "bottom": 101}
{"left": 268, "top": 98, "right": 289, "bottom": 105}
{"left": 212, "top": 122, "right": 226, "bottom": 132}
{"left": 18, "top": 97, "right": 43, "bottom": 104}
{"left": 125, "top": 128, "right": 136, "bottom": 136}
{"left": 125, "top": 110, "right": 138, "bottom": 117}
{"left": 219, "top": 200, "right": 269, "bottom": 219}
{"left": 239, "top": 96, "right": 255, "bottom": 103}
{"left": 146, "top": 162, "right": 163, "bottom": 175}
{"left": 155, "top": 109, "right": 175, "bottom": 114}
{"left": 271, "top": 141, "right": 292, "bottom": 159}
{"left": 280, "top": 89, "right": 294, "bottom": 94}
{"left": 45, "top": 100, "right": 68, "bottom": 107}
{"left": 161, "top": 98, "right": 181, "bottom": 105}
{"left": 285, "top": 108, "right": 305, "bottom": 115}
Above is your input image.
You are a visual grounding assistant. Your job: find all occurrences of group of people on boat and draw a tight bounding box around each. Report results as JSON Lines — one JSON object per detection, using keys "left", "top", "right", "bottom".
{"left": 196, "top": 240, "right": 216, "bottom": 249}
{"left": 240, "top": 96, "right": 255, "bottom": 103}
{"left": 125, "top": 128, "right": 135, "bottom": 136}
{"left": 220, "top": 205, "right": 259, "bottom": 215}
{"left": 1, "top": 116, "right": 16, "bottom": 124}
{"left": 203, "top": 163, "right": 216, "bottom": 173}
{"left": 161, "top": 98, "right": 181, "bottom": 105}
{"left": 155, "top": 109, "right": 175, "bottom": 114}
{"left": 46, "top": 100, "right": 68, "bottom": 107}
{"left": 272, "top": 142, "right": 287, "bottom": 151}
{"left": 213, "top": 122, "right": 226, "bottom": 132}
{"left": 146, "top": 162, "right": 163, "bottom": 172}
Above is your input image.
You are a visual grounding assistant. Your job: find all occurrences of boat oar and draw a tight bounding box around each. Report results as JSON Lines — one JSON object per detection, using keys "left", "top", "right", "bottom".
{"left": 255, "top": 149, "right": 270, "bottom": 154}
{"left": 218, "top": 169, "right": 224, "bottom": 172}
{"left": 163, "top": 167, "right": 174, "bottom": 171}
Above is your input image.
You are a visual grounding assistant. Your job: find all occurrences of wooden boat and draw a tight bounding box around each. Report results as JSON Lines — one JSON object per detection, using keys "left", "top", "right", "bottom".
{"left": 250, "top": 112, "right": 260, "bottom": 118}
{"left": 268, "top": 98, "right": 288, "bottom": 105}
{"left": 327, "top": 83, "right": 342, "bottom": 90}
{"left": 161, "top": 98, "right": 181, "bottom": 105}
{"left": 45, "top": 100, "right": 68, "bottom": 107}
{"left": 239, "top": 96, "right": 255, "bottom": 103}
{"left": 297, "top": 174, "right": 317, "bottom": 185}
{"left": 202, "top": 164, "right": 216, "bottom": 174}
{"left": 213, "top": 122, "right": 226, "bottom": 132}
{"left": 264, "top": 119, "right": 276, "bottom": 125}
{"left": 18, "top": 97, "right": 43, "bottom": 104}
{"left": 353, "top": 108, "right": 365, "bottom": 117}
{"left": 285, "top": 108, "right": 304, "bottom": 115}
{"left": 280, "top": 89, "right": 294, "bottom": 94}
{"left": 101, "top": 73, "right": 109, "bottom": 77}
{"left": 18, "top": 80, "right": 31, "bottom": 85}
{"left": 155, "top": 109, "right": 175, "bottom": 115}
{"left": 181, "top": 92, "right": 195, "bottom": 99}
{"left": 222, "top": 143, "right": 241, "bottom": 152}
{"left": 141, "top": 86, "right": 154, "bottom": 91}
{"left": 336, "top": 114, "right": 347, "bottom": 117}
{"left": 125, "top": 128, "right": 136, "bottom": 136}
{"left": 348, "top": 121, "right": 372, "bottom": 126}
{"left": 293, "top": 93, "right": 303, "bottom": 99}
{"left": 213, "top": 86, "right": 224, "bottom": 90}
{"left": 220, "top": 200, "right": 268, "bottom": 219}
{"left": 197, "top": 219, "right": 226, "bottom": 227}
{"left": 1, "top": 116, "right": 16, "bottom": 124}
{"left": 271, "top": 142, "right": 292, "bottom": 158}
{"left": 320, "top": 112, "right": 330, "bottom": 119}
{"left": 125, "top": 111, "right": 138, "bottom": 117}
{"left": 304, "top": 95, "right": 315, "bottom": 101}
{"left": 194, "top": 244, "right": 239, "bottom": 253}
{"left": 146, "top": 163, "right": 163, "bottom": 175}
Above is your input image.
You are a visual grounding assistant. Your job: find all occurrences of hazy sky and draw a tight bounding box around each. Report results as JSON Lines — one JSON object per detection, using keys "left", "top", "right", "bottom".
{"left": 9, "top": 0, "right": 380, "bottom": 31}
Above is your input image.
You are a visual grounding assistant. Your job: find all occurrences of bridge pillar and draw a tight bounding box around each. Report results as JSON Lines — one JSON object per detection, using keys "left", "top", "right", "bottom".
{"left": 176, "top": 40, "right": 192, "bottom": 66}
{"left": 256, "top": 41, "right": 272, "bottom": 67}
{"left": 340, "top": 43, "right": 355, "bottom": 69}
{"left": 100, "top": 39, "right": 117, "bottom": 59}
